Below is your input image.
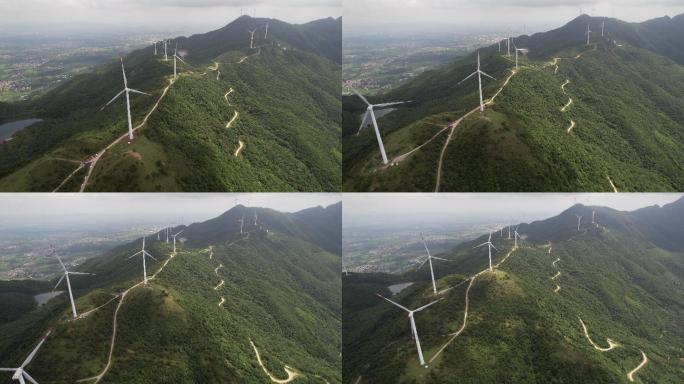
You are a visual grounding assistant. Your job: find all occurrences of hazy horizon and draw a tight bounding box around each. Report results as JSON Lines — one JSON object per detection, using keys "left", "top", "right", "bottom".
{"left": 0, "top": 0, "right": 341, "bottom": 36}
{"left": 345, "top": 1, "right": 683, "bottom": 37}
{"left": 343, "top": 193, "right": 683, "bottom": 228}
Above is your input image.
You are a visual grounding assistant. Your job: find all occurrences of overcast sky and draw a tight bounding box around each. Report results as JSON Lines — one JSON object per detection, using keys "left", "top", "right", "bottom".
{"left": 343, "top": 193, "right": 683, "bottom": 227}
{"left": 0, "top": 193, "right": 341, "bottom": 228}
{"left": 345, "top": 0, "right": 684, "bottom": 35}
{"left": 0, "top": 0, "right": 341, "bottom": 35}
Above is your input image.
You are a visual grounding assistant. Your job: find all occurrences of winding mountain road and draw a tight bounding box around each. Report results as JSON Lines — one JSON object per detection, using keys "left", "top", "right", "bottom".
{"left": 561, "top": 98, "right": 573, "bottom": 112}
{"left": 234, "top": 140, "right": 245, "bottom": 157}
{"left": 578, "top": 317, "right": 619, "bottom": 352}
{"left": 226, "top": 111, "right": 239, "bottom": 128}
{"left": 607, "top": 176, "right": 619, "bottom": 193}
{"left": 567, "top": 120, "right": 576, "bottom": 133}
{"left": 249, "top": 338, "right": 302, "bottom": 383}
{"left": 627, "top": 351, "right": 649, "bottom": 382}
{"left": 213, "top": 280, "right": 225, "bottom": 290}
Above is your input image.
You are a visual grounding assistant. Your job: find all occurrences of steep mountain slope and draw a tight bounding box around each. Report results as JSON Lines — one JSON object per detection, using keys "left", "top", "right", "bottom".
{"left": 0, "top": 204, "right": 342, "bottom": 383}
{"left": 343, "top": 199, "right": 684, "bottom": 383}
{"left": 343, "top": 14, "right": 684, "bottom": 192}
{"left": 0, "top": 16, "right": 341, "bottom": 192}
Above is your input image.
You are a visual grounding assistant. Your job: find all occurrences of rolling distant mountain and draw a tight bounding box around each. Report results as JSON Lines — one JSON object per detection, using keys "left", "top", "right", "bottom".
{"left": 342, "top": 197, "right": 684, "bottom": 383}
{"left": 343, "top": 14, "right": 684, "bottom": 192}
{"left": 0, "top": 16, "right": 342, "bottom": 192}
{"left": 0, "top": 203, "right": 341, "bottom": 383}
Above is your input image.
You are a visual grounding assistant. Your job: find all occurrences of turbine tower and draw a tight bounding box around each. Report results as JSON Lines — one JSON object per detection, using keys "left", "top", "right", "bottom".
{"left": 418, "top": 233, "right": 448, "bottom": 295}
{"left": 254, "top": 211, "right": 258, "bottom": 226}
{"left": 601, "top": 20, "right": 605, "bottom": 37}
{"left": 507, "top": 36, "right": 511, "bottom": 57}
{"left": 458, "top": 51, "right": 496, "bottom": 113}
{"left": 239, "top": 215, "right": 245, "bottom": 234}
{"left": 575, "top": 215, "right": 582, "bottom": 231}
{"left": 351, "top": 87, "right": 411, "bottom": 165}
{"left": 164, "top": 40, "right": 168, "bottom": 61}
{"left": 1, "top": 331, "right": 51, "bottom": 384}
{"left": 166, "top": 227, "right": 170, "bottom": 243}
{"left": 100, "top": 58, "right": 150, "bottom": 143}
{"left": 377, "top": 295, "right": 442, "bottom": 367}
{"left": 154, "top": 41, "right": 157, "bottom": 55}
{"left": 514, "top": 227, "right": 522, "bottom": 248}
{"left": 475, "top": 232, "right": 498, "bottom": 272}
{"left": 53, "top": 253, "right": 94, "bottom": 319}
{"left": 248, "top": 29, "right": 257, "bottom": 49}
{"left": 585, "top": 24, "right": 592, "bottom": 45}
{"left": 128, "top": 236, "right": 157, "bottom": 285}
{"left": 265, "top": 22, "right": 269, "bottom": 39}
{"left": 172, "top": 230, "right": 184, "bottom": 254}
{"left": 173, "top": 43, "right": 188, "bottom": 80}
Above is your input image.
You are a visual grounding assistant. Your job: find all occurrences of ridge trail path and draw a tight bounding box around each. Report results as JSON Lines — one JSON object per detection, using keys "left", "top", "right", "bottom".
{"left": 627, "top": 351, "right": 649, "bottom": 382}
{"left": 433, "top": 69, "right": 518, "bottom": 191}
{"left": 78, "top": 248, "right": 178, "bottom": 383}
{"left": 429, "top": 244, "right": 520, "bottom": 363}
{"left": 234, "top": 140, "right": 245, "bottom": 157}
{"left": 561, "top": 98, "right": 573, "bottom": 112}
{"left": 551, "top": 271, "right": 561, "bottom": 280}
{"left": 578, "top": 317, "right": 619, "bottom": 352}
{"left": 567, "top": 120, "right": 576, "bottom": 133}
{"left": 62, "top": 77, "right": 176, "bottom": 192}
{"left": 217, "top": 297, "right": 225, "bottom": 307}
{"left": 561, "top": 79, "right": 570, "bottom": 92}
{"left": 226, "top": 111, "right": 239, "bottom": 128}
{"left": 52, "top": 162, "right": 86, "bottom": 192}
{"left": 213, "top": 280, "right": 225, "bottom": 290}
{"left": 249, "top": 338, "right": 302, "bottom": 383}
{"left": 214, "top": 264, "right": 223, "bottom": 275}
{"left": 224, "top": 88, "right": 234, "bottom": 105}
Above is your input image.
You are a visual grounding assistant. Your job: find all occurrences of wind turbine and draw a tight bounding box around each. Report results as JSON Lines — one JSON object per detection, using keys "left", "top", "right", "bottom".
{"left": 601, "top": 20, "right": 605, "bottom": 37}
{"left": 351, "top": 87, "right": 410, "bottom": 165}
{"left": 166, "top": 227, "right": 170, "bottom": 243}
{"left": 507, "top": 35, "right": 511, "bottom": 57}
{"left": 458, "top": 51, "right": 496, "bottom": 113}
{"left": 377, "top": 295, "right": 442, "bottom": 367}
{"left": 101, "top": 58, "right": 150, "bottom": 143}
{"left": 508, "top": 222, "right": 512, "bottom": 239}
{"left": 173, "top": 43, "right": 188, "bottom": 80}
{"left": 172, "top": 230, "right": 184, "bottom": 254}
{"left": 248, "top": 29, "right": 257, "bottom": 49}
{"left": 514, "top": 226, "right": 522, "bottom": 248}
{"left": 164, "top": 40, "right": 168, "bottom": 61}
{"left": 475, "top": 232, "right": 498, "bottom": 272}
{"left": 128, "top": 236, "right": 157, "bottom": 285}
{"left": 575, "top": 215, "right": 582, "bottom": 231}
{"left": 238, "top": 215, "right": 245, "bottom": 234}
{"left": 592, "top": 210, "right": 596, "bottom": 225}
{"left": 53, "top": 253, "right": 94, "bottom": 319}
{"left": 1, "top": 330, "right": 51, "bottom": 384}
{"left": 254, "top": 211, "right": 258, "bottom": 226}
{"left": 418, "top": 233, "right": 448, "bottom": 295}
{"left": 264, "top": 22, "right": 269, "bottom": 39}
{"left": 585, "top": 24, "right": 592, "bottom": 46}
{"left": 154, "top": 41, "right": 157, "bottom": 55}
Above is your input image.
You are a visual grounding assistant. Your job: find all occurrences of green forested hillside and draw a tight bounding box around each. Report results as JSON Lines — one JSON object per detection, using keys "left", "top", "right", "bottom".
{"left": 343, "top": 200, "right": 684, "bottom": 383}
{"left": 0, "top": 16, "right": 341, "bottom": 192}
{"left": 343, "top": 14, "right": 684, "bottom": 192}
{"left": 0, "top": 204, "right": 342, "bottom": 383}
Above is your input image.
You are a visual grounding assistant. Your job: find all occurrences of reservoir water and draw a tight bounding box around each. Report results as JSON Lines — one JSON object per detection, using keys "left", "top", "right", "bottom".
{"left": 34, "top": 291, "right": 64, "bottom": 306}
{"left": 0, "top": 118, "right": 43, "bottom": 140}
{"left": 388, "top": 282, "right": 413, "bottom": 296}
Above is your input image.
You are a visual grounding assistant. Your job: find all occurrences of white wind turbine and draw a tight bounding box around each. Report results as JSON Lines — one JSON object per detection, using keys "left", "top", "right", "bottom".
{"left": 514, "top": 226, "right": 522, "bottom": 248}
{"left": 248, "top": 29, "right": 257, "bottom": 49}
{"left": 575, "top": 215, "right": 582, "bottom": 231}
{"left": 592, "top": 210, "right": 596, "bottom": 225}
{"left": 418, "top": 233, "right": 448, "bottom": 295}
{"left": 512, "top": 38, "right": 528, "bottom": 70}
{"left": 475, "top": 232, "right": 498, "bottom": 272}
{"left": 265, "top": 22, "right": 269, "bottom": 39}
{"left": 238, "top": 215, "right": 245, "bottom": 234}
{"left": 164, "top": 40, "right": 168, "bottom": 61}
{"left": 507, "top": 35, "right": 511, "bottom": 57}
{"left": 53, "top": 253, "right": 94, "bottom": 319}
{"left": 508, "top": 222, "right": 512, "bottom": 239}
{"left": 585, "top": 24, "right": 592, "bottom": 46}
{"left": 173, "top": 43, "right": 188, "bottom": 80}
{"left": 172, "top": 230, "right": 184, "bottom": 254}
{"left": 254, "top": 211, "right": 258, "bottom": 226}
{"left": 154, "top": 41, "right": 157, "bottom": 55}
{"left": 377, "top": 295, "right": 442, "bottom": 367}
{"left": 601, "top": 20, "right": 605, "bottom": 37}
{"left": 458, "top": 51, "right": 496, "bottom": 113}
{"left": 101, "top": 58, "right": 150, "bottom": 143}
{"left": 166, "top": 227, "right": 170, "bottom": 243}
{"left": 128, "top": 236, "right": 157, "bottom": 285}
{"left": 351, "top": 87, "right": 411, "bottom": 165}
{"left": 1, "top": 330, "right": 51, "bottom": 384}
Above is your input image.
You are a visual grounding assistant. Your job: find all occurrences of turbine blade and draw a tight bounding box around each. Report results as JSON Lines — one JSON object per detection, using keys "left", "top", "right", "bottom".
{"left": 474, "top": 242, "right": 488, "bottom": 248}
{"left": 176, "top": 56, "right": 188, "bottom": 65}
{"left": 128, "top": 88, "right": 150, "bottom": 96}
{"left": 350, "top": 87, "right": 371, "bottom": 106}
{"left": 358, "top": 110, "right": 369, "bottom": 133}
{"left": 128, "top": 251, "right": 143, "bottom": 259}
{"left": 143, "top": 251, "right": 158, "bottom": 261}
{"left": 20, "top": 334, "right": 48, "bottom": 368}
{"left": 101, "top": 89, "right": 125, "bottom": 110}
{"left": 376, "top": 294, "right": 411, "bottom": 312}
{"left": 0, "top": 368, "right": 16, "bottom": 371}
{"left": 54, "top": 254, "right": 66, "bottom": 270}
{"left": 373, "top": 101, "right": 409, "bottom": 108}
{"left": 491, "top": 244, "right": 498, "bottom": 252}
{"left": 479, "top": 70, "right": 496, "bottom": 80}
{"left": 68, "top": 272, "right": 94, "bottom": 275}
{"left": 432, "top": 257, "right": 448, "bottom": 261}
{"left": 53, "top": 274, "right": 65, "bottom": 291}
{"left": 175, "top": 230, "right": 184, "bottom": 236}
{"left": 414, "top": 298, "right": 442, "bottom": 313}
{"left": 457, "top": 71, "right": 478, "bottom": 85}
{"left": 417, "top": 257, "right": 429, "bottom": 270}
{"left": 22, "top": 371, "right": 39, "bottom": 384}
